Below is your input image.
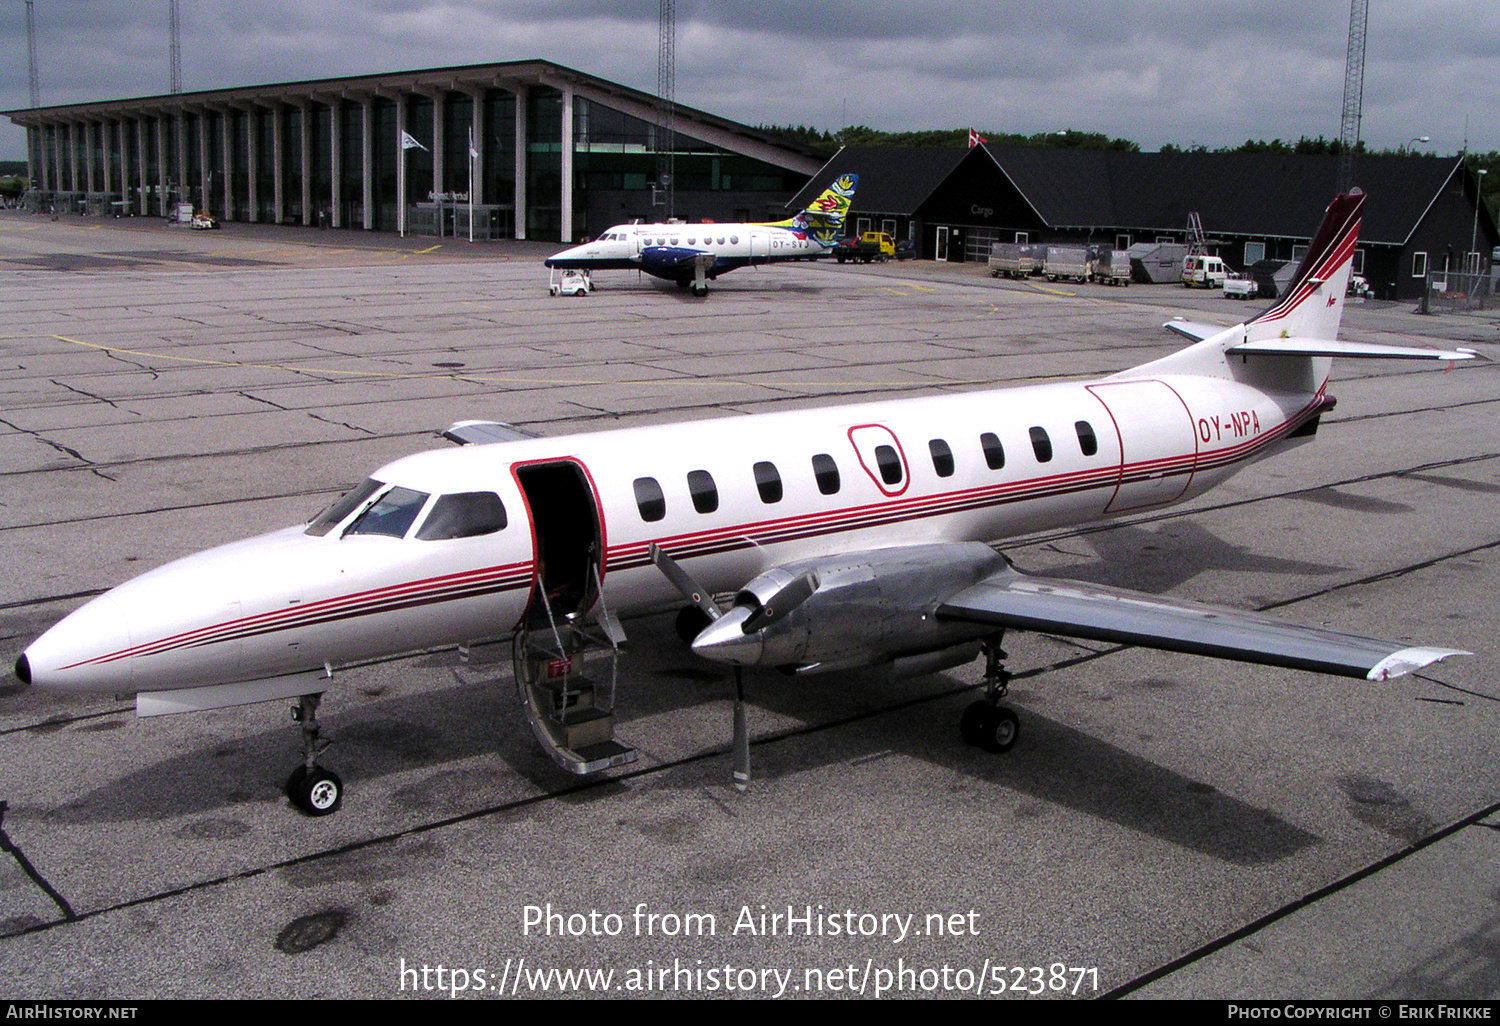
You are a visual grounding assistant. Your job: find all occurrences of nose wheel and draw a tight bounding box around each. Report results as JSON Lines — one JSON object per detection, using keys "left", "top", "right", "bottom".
{"left": 286, "top": 693, "right": 342, "bottom": 816}
{"left": 960, "top": 637, "right": 1021, "bottom": 754}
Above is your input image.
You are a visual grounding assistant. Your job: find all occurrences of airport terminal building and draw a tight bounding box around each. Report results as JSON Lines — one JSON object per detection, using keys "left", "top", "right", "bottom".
{"left": 5, "top": 59, "right": 822, "bottom": 243}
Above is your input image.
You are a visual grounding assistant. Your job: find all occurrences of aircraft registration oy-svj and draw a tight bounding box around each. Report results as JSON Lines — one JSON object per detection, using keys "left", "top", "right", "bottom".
{"left": 16, "top": 191, "right": 1479, "bottom": 816}
{"left": 543, "top": 174, "right": 858, "bottom": 296}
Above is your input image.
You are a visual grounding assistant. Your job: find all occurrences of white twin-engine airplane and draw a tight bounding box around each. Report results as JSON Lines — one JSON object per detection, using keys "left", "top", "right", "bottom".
{"left": 543, "top": 174, "right": 858, "bottom": 296}
{"left": 16, "top": 191, "right": 1477, "bottom": 816}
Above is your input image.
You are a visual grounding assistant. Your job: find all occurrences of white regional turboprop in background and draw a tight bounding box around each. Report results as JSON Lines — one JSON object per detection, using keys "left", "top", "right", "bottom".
{"left": 16, "top": 191, "right": 1476, "bottom": 816}
{"left": 544, "top": 174, "right": 858, "bottom": 296}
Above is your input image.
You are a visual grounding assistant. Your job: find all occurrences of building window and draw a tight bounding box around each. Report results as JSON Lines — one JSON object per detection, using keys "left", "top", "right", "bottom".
{"left": 1243, "top": 241, "right": 1266, "bottom": 266}
{"left": 1353, "top": 248, "right": 1365, "bottom": 274}
{"left": 928, "top": 439, "right": 954, "bottom": 478}
{"left": 1116, "top": 234, "right": 1132, "bottom": 250}
{"left": 1412, "top": 251, "right": 1428, "bottom": 277}
{"left": 812, "top": 453, "right": 840, "bottom": 495}
{"left": 687, "top": 470, "right": 718, "bottom": 514}
{"left": 1014, "top": 232, "right": 1029, "bottom": 245}
{"left": 1030, "top": 426, "right": 1053, "bottom": 463}
{"left": 753, "top": 461, "right": 782, "bottom": 504}
{"left": 633, "top": 477, "right": 665, "bottom": 522}
{"left": 1291, "top": 245, "right": 1309, "bottom": 264}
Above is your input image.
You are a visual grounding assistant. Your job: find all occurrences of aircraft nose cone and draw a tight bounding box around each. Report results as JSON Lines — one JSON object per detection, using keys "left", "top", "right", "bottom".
{"left": 689, "top": 607, "right": 764, "bottom": 666}
{"left": 21, "top": 592, "right": 136, "bottom": 693}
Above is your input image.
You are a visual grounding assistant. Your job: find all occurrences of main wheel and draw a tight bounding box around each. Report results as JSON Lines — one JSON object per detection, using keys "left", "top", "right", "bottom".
{"left": 287, "top": 765, "right": 343, "bottom": 816}
{"left": 691, "top": 283, "right": 708, "bottom": 297}
{"left": 959, "top": 701, "right": 990, "bottom": 746}
{"left": 978, "top": 707, "right": 1020, "bottom": 754}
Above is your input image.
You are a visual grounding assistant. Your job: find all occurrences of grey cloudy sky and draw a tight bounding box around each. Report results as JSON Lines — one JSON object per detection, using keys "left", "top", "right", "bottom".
{"left": 3, "top": 1, "right": 1496, "bottom": 162}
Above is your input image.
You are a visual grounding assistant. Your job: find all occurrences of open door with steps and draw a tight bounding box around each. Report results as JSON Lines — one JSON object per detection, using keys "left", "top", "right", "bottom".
{"left": 512, "top": 459, "right": 636, "bottom": 774}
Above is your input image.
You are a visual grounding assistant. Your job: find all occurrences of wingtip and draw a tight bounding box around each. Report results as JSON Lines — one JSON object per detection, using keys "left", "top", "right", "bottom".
{"left": 1366, "top": 647, "right": 1471, "bottom": 682}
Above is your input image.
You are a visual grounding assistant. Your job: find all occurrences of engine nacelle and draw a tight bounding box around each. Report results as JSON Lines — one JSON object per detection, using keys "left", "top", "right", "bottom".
{"left": 690, "top": 542, "right": 1005, "bottom": 671}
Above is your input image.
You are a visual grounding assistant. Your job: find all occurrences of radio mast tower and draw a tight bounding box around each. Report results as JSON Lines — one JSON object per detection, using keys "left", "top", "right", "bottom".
{"left": 169, "top": 0, "right": 183, "bottom": 94}
{"left": 1337, "top": 0, "right": 1369, "bottom": 193}
{"left": 655, "top": 0, "right": 676, "bottom": 217}
{"left": 26, "top": 0, "right": 41, "bottom": 108}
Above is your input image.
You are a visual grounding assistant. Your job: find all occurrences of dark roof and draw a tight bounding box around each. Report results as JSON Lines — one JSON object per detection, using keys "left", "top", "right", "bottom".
{"left": 792, "top": 145, "right": 1470, "bottom": 246}
{"left": 983, "top": 147, "right": 1466, "bottom": 245}
{"left": 787, "top": 146, "right": 968, "bottom": 213}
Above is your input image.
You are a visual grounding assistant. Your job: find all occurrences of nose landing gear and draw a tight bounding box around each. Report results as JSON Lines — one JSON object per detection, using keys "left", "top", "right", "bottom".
{"left": 286, "top": 693, "right": 342, "bottom": 815}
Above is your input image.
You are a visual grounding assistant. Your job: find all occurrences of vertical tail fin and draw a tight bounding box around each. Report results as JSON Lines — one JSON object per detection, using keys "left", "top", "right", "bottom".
{"left": 777, "top": 173, "right": 858, "bottom": 245}
{"left": 1245, "top": 191, "right": 1365, "bottom": 342}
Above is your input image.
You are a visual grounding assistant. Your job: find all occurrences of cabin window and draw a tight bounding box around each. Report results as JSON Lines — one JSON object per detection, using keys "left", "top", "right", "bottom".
{"left": 344, "top": 486, "right": 430, "bottom": 539}
{"left": 717, "top": 237, "right": 725, "bottom": 245}
{"left": 980, "top": 432, "right": 1005, "bottom": 470}
{"left": 812, "top": 453, "right": 841, "bottom": 495}
{"left": 730, "top": 235, "right": 739, "bottom": 245}
{"left": 305, "top": 478, "right": 385, "bottom": 536}
{"left": 1075, "top": 421, "right": 1098, "bottom": 457}
{"left": 1030, "top": 427, "right": 1053, "bottom": 463}
{"left": 929, "top": 439, "right": 955, "bottom": 478}
{"left": 416, "top": 492, "right": 508, "bottom": 540}
{"left": 633, "top": 477, "right": 666, "bottom": 522}
{"left": 754, "top": 461, "right": 783, "bottom": 503}
{"left": 874, "top": 444, "right": 903, "bottom": 486}
{"left": 687, "top": 470, "right": 719, "bottom": 514}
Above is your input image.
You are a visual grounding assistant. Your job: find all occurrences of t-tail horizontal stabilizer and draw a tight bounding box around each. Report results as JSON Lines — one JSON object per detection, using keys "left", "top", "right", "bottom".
{"left": 937, "top": 564, "right": 1468, "bottom": 682}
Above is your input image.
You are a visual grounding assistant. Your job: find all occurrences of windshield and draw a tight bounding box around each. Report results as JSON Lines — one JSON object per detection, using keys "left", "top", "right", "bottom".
{"left": 305, "top": 478, "right": 384, "bottom": 536}
{"left": 344, "top": 486, "right": 430, "bottom": 539}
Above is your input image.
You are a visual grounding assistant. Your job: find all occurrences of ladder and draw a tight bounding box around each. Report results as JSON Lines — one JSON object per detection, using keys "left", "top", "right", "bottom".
{"left": 1187, "top": 211, "right": 1207, "bottom": 256}
{"left": 512, "top": 568, "right": 635, "bottom": 775}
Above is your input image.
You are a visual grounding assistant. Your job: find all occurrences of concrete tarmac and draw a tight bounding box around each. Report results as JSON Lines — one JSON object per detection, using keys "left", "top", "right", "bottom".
{"left": 1, "top": 210, "right": 1498, "bottom": 1000}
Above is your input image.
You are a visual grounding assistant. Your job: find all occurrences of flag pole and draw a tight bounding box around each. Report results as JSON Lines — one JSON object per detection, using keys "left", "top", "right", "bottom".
{"left": 468, "top": 126, "right": 475, "bottom": 244}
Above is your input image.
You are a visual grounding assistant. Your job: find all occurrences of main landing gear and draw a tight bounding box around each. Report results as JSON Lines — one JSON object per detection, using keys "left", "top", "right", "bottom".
{"left": 960, "top": 637, "right": 1021, "bottom": 754}
{"left": 285, "top": 693, "right": 342, "bottom": 816}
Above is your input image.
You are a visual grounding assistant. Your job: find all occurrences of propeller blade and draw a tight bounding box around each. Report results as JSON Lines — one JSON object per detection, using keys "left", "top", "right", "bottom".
{"left": 740, "top": 569, "right": 819, "bottom": 634}
{"left": 649, "top": 543, "right": 722, "bottom": 622}
{"left": 733, "top": 666, "right": 749, "bottom": 791}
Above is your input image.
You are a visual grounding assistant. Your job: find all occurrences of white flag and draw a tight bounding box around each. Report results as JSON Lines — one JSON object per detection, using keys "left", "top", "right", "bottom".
{"left": 401, "top": 131, "right": 428, "bottom": 151}
{"left": 468, "top": 127, "right": 478, "bottom": 160}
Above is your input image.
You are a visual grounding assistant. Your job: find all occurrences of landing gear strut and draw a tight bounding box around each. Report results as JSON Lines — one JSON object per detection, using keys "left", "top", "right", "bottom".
{"left": 960, "top": 636, "right": 1020, "bottom": 754}
{"left": 285, "top": 693, "right": 342, "bottom": 816}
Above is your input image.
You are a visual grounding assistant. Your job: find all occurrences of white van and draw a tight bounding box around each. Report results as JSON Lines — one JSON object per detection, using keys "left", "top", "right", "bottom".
{"left": 1182, "top": 255, "right": 1227, "bottom": 288}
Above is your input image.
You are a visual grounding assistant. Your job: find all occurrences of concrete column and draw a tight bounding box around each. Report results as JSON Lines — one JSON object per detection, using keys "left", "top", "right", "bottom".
{"left": 221, "top": 111, "right": 233, "bottom": 221}
{"left": 467, "top": 89, "right": 484, "bottom": 206}
{"left": 299, "top": 104, "right": 311, "bottom": 226}
{"left": 69, "top": 122, "right": 81, "bottom": 193}
{"left": 272, "top": 106, "right": 285, "bottom": 224}
{"left": 330, "top": 103, "right": 343, "bottom": 228}
{"left": 101, "top": 122, "right": 113, "bottom": 195}
{"left": 118, "top": 121, "right": 131, "bottom": 212}
{"left": 396, "top": 93, "right": 407, "bottom": 236}
{"left": 156, "top": 117, "right": 168, "bottom": 215}
{"left": 85, "top": 122, "right": 96, "bottom": 194}
{"left": 513, "top": 85, "right": 527, "bottom": 240}
{"left": 246, "top": 109, "right": 259, "bottom": 222}
{"left": 560, "top": 87, "right": 574, "bottom": 243}
{"left": 197, "top": 112, "right": 211, "bottom": 211}
{"left": 176, "top": 112, "right": 188, "bottom": 210}
{"left": 136, "top": 117, "right": 148, "bottom": 215}
{"left": 431, "top": 94, "right": 444, "bottom": 204}
{"left": 361, "top": 99, "right": 373, "bottom": 230}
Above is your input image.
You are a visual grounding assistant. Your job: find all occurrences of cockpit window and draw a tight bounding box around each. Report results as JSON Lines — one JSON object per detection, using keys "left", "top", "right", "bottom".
{"left": 344, "top": 485, "right": 430, "bottom": 539}
{"left": 305, "top": 478, "right": 385, "bottom": 536}
{"left": 415, "top": 492, "right": 508, "bottom": 540}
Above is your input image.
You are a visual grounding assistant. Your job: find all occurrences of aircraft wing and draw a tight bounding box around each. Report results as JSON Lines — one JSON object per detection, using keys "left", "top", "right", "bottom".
{"left": 640, "top": 246, "right": 717, "bottom": 274}
{"left": 441, "top": 420, "right": 544, "bottom": 446}
{"left": 936, "top": 563, "right": 1466, "bottom": 682}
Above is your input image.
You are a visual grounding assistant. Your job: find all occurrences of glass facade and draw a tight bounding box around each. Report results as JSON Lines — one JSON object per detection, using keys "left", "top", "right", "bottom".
{"left": 20, "top": 72, "right": 808, "bottom": 239}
